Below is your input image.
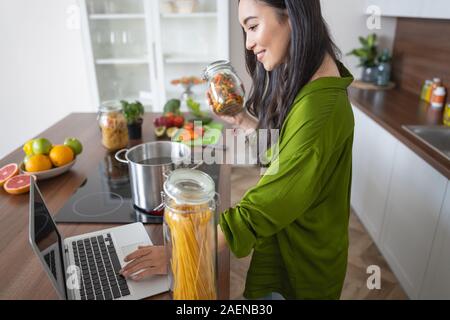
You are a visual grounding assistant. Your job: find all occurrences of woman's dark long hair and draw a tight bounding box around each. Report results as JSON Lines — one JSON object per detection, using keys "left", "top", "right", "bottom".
{"left": 242, "top": 0, "right": 340, "bottom": 146}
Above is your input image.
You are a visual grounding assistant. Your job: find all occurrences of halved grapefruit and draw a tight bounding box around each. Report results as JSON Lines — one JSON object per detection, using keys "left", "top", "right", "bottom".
{"left": 0, "top": 163, "right": 19, "bottom": 187}
{"left": 4, "top": 174, "right": 32, "bottom": 195}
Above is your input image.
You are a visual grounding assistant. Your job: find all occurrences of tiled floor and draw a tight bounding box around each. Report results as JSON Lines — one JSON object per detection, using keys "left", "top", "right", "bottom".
{"left": 229, "top": 166, "right": 408, "bottom": 300}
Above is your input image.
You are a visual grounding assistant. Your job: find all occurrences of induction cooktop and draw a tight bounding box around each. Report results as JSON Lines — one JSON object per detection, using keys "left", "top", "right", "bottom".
{"left": 54, "top": 152, "right": 220, "bottom": 225}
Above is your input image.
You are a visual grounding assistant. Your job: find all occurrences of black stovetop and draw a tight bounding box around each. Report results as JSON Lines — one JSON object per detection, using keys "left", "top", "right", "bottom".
{"left": 55, "top": 153, "right": 220, "bottom": 225}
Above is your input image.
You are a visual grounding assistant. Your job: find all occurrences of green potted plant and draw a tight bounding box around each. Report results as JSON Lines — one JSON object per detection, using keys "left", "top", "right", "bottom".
{"left": 121, "top": 100, "right": 145, "bottom": 140}
{"left": 347, "top": 33, "right": 379, "bottom": 83}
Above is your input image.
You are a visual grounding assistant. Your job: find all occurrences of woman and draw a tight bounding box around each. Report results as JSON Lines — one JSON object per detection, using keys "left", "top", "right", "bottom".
{"left": 120, "top": 0, "right": 355, "bottom": 300}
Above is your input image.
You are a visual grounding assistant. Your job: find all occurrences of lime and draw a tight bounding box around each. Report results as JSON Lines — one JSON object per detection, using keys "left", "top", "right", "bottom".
{"left": 23, "top": 154, "right": 33, "bottom": 165}
{"left": 32, "top": 138, "right": 52, "bottom": 155}
{"left": 64, "top": 138, "right": 83, "bottom": 155}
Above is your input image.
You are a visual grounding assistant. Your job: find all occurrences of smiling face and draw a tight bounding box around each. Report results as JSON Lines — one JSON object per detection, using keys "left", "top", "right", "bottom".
{"left": 239, "top": 0, "right": 292, "bottom": 71}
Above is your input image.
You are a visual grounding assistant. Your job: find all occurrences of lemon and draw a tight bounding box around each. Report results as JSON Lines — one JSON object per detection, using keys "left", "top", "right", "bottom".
{"left": 23, "top": 140, "right": 35, "bottom": 156}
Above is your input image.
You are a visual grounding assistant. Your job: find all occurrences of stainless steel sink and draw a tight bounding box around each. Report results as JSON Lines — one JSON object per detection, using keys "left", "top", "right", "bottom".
{"left": 403, "top": 126, "right": 450, "bottom": 160}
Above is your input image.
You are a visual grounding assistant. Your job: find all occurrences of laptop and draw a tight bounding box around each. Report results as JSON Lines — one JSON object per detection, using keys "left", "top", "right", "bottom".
{"left": 28, "top": 180, "right": 169, "bottom": 300}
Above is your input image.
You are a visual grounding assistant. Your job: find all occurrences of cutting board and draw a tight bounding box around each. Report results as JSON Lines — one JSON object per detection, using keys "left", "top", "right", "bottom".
{"left": 173, "top": 122, "right": 224, "bottom": 146}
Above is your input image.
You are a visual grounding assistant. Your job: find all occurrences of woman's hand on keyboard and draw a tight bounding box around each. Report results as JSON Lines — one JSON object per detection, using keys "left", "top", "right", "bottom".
{"left": 119, "top": 245, "right": 167, "bottom": 281}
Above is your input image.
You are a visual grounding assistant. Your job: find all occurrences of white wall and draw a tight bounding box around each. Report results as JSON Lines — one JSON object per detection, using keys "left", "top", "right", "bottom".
{"left": 321, "top": 0, "right": 397, "bottom": 78}
{"left": 229, "top": 0, "right": 397, "bottom": 91}
{"left": 229, "top": 0, "right": 253, "bottom": 98}
{"left": 0, "top": 0, "right": 93, "bottom": 159}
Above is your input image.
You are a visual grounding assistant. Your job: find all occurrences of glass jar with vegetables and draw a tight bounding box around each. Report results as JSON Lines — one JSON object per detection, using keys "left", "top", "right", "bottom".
{"left": 202, "top": 60, "right": 245, "bottom": 116}
{"left": 98, "top": 101, "right": 129, "bottom": 151}
{"left": 163, "top": 169, "right": 218, "bottom": 300}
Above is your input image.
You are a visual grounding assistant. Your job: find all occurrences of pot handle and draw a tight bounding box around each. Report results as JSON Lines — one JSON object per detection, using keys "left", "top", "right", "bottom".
{"left": 214, "top": 192, "right": 221, "bottom": 208}
{"left": 186, "top": 160, "right": 204, "bottom": 171}
{"left": 152, "top": 192, "right": 166, "bottom": 212}
{"left": 115, "top": 149, "right": 129, "bottom": 164}
{"left": 162, "top": 160, "right": 204, "bottom": 180}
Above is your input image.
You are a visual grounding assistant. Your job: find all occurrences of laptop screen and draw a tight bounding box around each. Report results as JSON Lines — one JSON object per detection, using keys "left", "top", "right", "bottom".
{"left": 31, "top": 181, "right": 67, "bottom": 299}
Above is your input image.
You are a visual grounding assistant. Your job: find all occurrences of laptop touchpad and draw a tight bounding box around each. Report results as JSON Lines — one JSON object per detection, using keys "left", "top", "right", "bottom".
{"left": 121, "top": 243, "right": 146, "bottom": 260}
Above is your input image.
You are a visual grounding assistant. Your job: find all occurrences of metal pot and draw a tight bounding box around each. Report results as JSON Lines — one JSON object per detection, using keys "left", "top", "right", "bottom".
{"left": 115, "top": 141, "right": 195, "bottom": 213}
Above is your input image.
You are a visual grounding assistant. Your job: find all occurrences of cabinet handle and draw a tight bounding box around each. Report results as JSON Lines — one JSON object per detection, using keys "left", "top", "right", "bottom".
{"left": 152, "top": 42, "right": 158, "bottom": 79}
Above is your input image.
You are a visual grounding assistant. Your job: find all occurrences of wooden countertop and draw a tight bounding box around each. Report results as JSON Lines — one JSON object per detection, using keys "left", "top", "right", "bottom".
{"left": 349, "top": 87, "right": 450, "bottom": 179}
{"left": 0, "top": 113, "right": 231, "bottom": 300}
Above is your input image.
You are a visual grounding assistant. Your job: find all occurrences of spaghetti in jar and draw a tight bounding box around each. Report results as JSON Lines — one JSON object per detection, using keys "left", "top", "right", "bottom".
{"left": 163, "top": 169, "right": 218, "bottom": 300}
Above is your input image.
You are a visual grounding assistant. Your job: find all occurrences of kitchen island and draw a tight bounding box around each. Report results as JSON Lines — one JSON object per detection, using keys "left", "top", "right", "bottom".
{"left": 0, "top": 113, "right": 231, "bottom": 300}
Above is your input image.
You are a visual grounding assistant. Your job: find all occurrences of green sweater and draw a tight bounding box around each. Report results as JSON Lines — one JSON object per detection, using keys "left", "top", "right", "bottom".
{"left": 219, "top": 64, "right": 355, "bottom": 300}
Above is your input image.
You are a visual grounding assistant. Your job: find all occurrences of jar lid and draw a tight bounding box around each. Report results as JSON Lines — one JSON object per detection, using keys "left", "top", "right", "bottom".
{"left": 202, "top": 60, "right": 233, "bottom": 80}
{"left": 99, "top": 100, "right": 123, "bottom": 113}
{"left": 164, "top": 169, "right": 215, "bottom": 205}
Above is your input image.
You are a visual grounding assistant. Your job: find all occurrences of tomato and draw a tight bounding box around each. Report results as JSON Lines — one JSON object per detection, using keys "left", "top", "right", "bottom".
{"left": 165, "top": 116, "right": 175, "bottom": 128}
{"left": 153, "top": 116, "right": 167, "bottom": 128}
{"left": 173, "top": 115, "right": 185, "bottom": 128}
{"left": 184, "top": 123, "right": 194, "bottom": 131}
{"left": 179, "top": 129, "right": 193, "bottom": 141}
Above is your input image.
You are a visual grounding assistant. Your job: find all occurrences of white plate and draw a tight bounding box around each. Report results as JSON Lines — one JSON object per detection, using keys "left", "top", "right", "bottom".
{"left": 20, "top": 159, "right": 76, "bottom": 181}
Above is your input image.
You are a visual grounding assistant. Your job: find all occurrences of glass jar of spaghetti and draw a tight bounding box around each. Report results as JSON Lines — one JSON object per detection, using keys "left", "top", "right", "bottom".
{"left": 162, "top": 169, "right": 218, "bottom": 300}
{"left": 98, "top": 101, "right": 129, "bottom": 151}
{"left": 202, "top": 60, "right": 245, "bottom": 116}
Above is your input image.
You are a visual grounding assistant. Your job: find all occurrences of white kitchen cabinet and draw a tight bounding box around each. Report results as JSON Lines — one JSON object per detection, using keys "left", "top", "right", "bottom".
{"left": 420, "top": 182, "right": 450, "bottom": 299}
{"left": 79, "top": 0, "right": 230, "bottom": 111}
{"left": 419, "top": 0, "right": 450, "bottom": 20}
{"left": 365, "top": 0, "right": 450, "bottom": 19}
{"left": 351, "top": 106, "right": 397, "bottom": 243}
{"left": 380, "top": 142, "right": 448, "bottom": 299}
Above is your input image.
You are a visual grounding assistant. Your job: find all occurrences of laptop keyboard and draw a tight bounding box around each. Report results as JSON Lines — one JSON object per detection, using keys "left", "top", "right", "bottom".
{"left": 44, "top": 250, "right": 57, "bottom": 280}
{"left": 71, "top": 233, "right": 131, "bottom": 300}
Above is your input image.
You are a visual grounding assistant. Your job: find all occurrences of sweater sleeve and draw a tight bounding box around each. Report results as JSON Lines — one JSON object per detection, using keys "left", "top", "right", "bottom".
{"left": 219, "top": 145, "right": 327, "bottom": 258}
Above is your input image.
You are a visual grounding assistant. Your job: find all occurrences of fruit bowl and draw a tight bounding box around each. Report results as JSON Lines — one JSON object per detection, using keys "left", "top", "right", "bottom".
{"left": 19, "top": 159, "right": 76, "bottom": 181}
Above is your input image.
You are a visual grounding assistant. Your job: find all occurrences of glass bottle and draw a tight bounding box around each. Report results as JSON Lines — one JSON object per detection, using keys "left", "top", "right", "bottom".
{"left": 202, "top": 60, "right": 245, "bottom": 116}
{"left": 430, "top": 86, "right": 447, "bottom": 109}
{"left": 421, "top": 80, "right": 432, "bottom": 101}
{"left": 376, "top": 49, "right": 392, "bottom": 86}
{"left": 163, "top": 169, "right": 218, "bottom": 300}
{"left": 443, "top": 103, "right": 450, "bottom": 127}
{"left": 430, "top": 78, "right": 443, "bottom": 100}
{"left": 98, "top": 101, "right": 129, "bottom": 151}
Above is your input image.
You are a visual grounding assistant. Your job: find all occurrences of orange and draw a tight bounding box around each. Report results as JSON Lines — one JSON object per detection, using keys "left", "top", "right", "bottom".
{"left": 0, "top": 163, "right": 19, "bottom": 187}
{"left": 4, "top": 174, "right": 32, "bottom": 195}
{"left": 49, "top": 145, "right": 74, "bottom": 167}
{"left": 25, "top": 154, "right": 53, "bottom": 172}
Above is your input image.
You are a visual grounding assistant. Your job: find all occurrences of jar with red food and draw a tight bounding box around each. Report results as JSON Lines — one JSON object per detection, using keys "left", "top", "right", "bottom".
{"left": 202, "top": 60, "right": 245, "bottom": 116}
